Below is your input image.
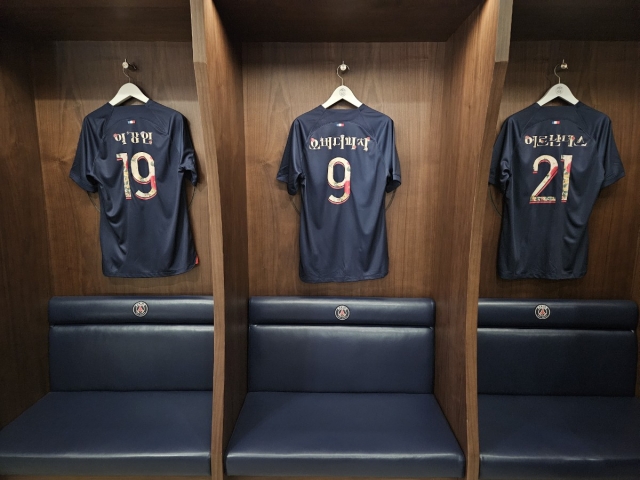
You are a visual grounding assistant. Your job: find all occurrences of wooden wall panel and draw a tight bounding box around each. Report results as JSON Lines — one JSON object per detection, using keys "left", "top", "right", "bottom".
{"left": 0, "top": 41, "right": 51, "bottom": 428}
{"left": 33, "top": 41, "right": 212, "bottom": 296}
{"left": 433, "top": 1, "right": 511, "bottom": 479}
{"left": 480, "top": 42, "right": 640, "bottom": 300}
{"left": 244, "top": 42, "right": 446, "bottom": 298}
{"left": 191, "top": 0, "right": 249, "bottom": 478}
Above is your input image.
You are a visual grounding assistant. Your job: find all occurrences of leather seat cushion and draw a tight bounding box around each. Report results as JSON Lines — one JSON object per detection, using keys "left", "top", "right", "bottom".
{"left": 479, "top": 395, "right": 640, "bottom": 479}
{"left": 0, "top": 391, "right": 212, "bottom": 476}
{"left": 225, "top": 392, "right": 464, "bottom": 478}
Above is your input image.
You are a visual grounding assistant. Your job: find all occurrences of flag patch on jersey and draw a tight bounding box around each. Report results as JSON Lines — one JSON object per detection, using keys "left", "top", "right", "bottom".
{"left": 128, "top": 120, "right": 136, "bottom": 124}
{"left": 552, "top": 120, "right": 560, "bottom": 124}
{"left": 336, "top": 123, "right": 345, "bottom": 127}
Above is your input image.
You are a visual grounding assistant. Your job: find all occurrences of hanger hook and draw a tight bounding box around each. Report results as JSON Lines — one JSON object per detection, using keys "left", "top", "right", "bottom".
{"left": 337, "top": 61, "right": 349, "bottom": 87}
{"left": 122, "top": 59, "right": 139, "bottom": 84}
{"left": 554, "top": 59, "right": 568, "bottom": 84}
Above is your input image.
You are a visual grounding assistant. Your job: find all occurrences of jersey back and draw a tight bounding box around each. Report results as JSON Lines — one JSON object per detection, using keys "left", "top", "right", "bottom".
{"left": 277, "top": 105, "right": 401, "bottom": 283}
{"left": 489, "top": 102, "right": 624, "bottom": 279}
{"left": 70, "top": 101, "right": 198, "bottom": 278}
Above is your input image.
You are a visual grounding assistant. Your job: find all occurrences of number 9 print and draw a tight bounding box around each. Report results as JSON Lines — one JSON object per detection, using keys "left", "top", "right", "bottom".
{"left": 327, "top": 157, "right": 351, "bottom": 204}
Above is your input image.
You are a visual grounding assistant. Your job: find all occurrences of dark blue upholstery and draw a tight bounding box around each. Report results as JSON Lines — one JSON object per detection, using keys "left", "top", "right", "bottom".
{"left": 226, "top": 392, "right": 464, "bottom": 478}
{"left": 50, "top": 325, "right": 213, "bottom": 391}
{"left": 0, "top": 392, "right": 212, "bottom": 476}
{"left": 0, "top": 296, "right": 214, "bottom": 477}
{"left": 226, "top": 296, "right": 465, "bottom": 478}
{"left": 477, "top": 298, "right": 640, "bottom": 479}
{"left": 49, "top": 295, "right": 214, "bottom": 324}
{"left": 479, "top": 395, "right": 640, "bottom": 479}
{"left": 249, "top": 324, "right": 433, "bottom": 393}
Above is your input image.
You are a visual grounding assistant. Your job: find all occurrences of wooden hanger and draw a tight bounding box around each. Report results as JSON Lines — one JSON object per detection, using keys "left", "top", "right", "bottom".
{"left": 537, "top": 60, "right": 578, "bottom": 106}
{"left": 322, "top": 62, "right": 362, "bottom": 109}
{"left": 109, "top": 60, "right": 149, "bottom": 106}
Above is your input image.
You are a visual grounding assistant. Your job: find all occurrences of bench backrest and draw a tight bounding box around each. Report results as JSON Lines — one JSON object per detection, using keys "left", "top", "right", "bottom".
{"left": 49, "top": 296, "right": 214, "bottom": 391}
{"left": 478, "top": 299, "right": 638, "bottom": 396}
{"left": 248, "top": 297, "right": 435, "bottom": 393}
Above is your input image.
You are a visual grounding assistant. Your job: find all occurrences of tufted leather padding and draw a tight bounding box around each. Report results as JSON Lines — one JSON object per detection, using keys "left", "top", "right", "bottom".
{"left": 249, "top": 324, "right": 433, "bottom": 393}
{"left": 50, "top": 324, "right": 213, "bottom": 391}
{"left": 226, "top": 296, "right": 464, "bottom": 478}
{"left": 0, "top": 296, "right": 214, "bottom": 477}
{"left": 477, "top": 298, "right": 640, "bottom": 479}
{"left": 479, "top": 395, "right": 640, "bottom": 479}
{"left": 0, "top": 391, "right": 212, "bottom": 476}
{"left": 226, "top": 392, "right": 465, "bottom": 478}
{"left": 478, "top": 298, "right": 638, "bottom": 329}
{"left": 249, "top": 296, "right": 434, "bottom": 326}
{"left": 49, "top": 295, "right": 214, "bottom": 324}
{"left": 478, "top": 299, "right": 638, "bottom": 396}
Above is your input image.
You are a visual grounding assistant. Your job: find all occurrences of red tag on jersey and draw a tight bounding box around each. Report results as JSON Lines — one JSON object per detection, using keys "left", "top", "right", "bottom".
{"left": 195, "top": 255, "right": 199, "bottom": 265}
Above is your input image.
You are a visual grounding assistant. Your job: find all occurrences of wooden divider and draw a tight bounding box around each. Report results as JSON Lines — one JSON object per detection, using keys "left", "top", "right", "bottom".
{"left": 0, "top": 42, "right": 51, "bottom": 429}
{"left": 433, "top": 1, "right": 512, "bottom": 479}
{"left": 190, "top": 1, "right": 249, "bottom": 479}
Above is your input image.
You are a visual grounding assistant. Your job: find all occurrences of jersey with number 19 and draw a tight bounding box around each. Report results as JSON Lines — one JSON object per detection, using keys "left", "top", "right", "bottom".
{"left": 489, "top": 102, "right": 624, "bottom": 279}
{"left": 277, "top": 104, "right": 401, "bottom": 283}
{"left": 70, "top": 101, "right": 198, "bottom": 278}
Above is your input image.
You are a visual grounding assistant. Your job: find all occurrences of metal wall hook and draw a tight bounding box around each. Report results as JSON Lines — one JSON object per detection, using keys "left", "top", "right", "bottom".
{"left": 122, "top": 59, "right": 138, "bottom": 83}
{"left": 337, "top": 61, "right": 350, "bottom": 86}
{"left": 554, "top": 59, "right": 568, "bottom": 84}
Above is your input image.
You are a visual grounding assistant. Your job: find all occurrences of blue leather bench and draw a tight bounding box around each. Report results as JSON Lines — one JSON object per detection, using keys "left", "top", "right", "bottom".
{"left": 478, "top": 299, "right": 640, "bottom": 479}
{"left": 225, "top": 296, "right": 465, "bottom": 477}
{"left": 0, "top": 296, "right": 213, "bottom": 476}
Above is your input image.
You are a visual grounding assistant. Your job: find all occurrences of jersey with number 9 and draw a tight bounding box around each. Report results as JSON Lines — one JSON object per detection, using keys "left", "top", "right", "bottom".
{"left": 70, "top": 100, "right": 198, "bottom": 277}
{"left": 489, "top": 102, "right": 624, "bottom": 279}
{"left": 277, "top": 104, "right": 401, "bottom": 283}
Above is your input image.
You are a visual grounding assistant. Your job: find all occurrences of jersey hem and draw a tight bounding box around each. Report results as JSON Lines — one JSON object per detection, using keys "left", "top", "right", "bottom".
{"left": 300, "top": 270, "right": 388, "bottom": 284}
{"left": 102, "top": 260, "right": 198, "bottom": 278}
{"left": 498, "top": 271, "right": 586, "bottom": 280}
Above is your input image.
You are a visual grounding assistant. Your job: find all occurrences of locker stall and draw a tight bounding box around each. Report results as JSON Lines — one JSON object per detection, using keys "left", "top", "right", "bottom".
{"left": 0, "top": 0, "right": 638, "bottom": 480}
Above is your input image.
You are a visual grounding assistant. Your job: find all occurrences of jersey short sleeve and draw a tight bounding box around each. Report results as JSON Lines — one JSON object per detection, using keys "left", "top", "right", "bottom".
{"left": 276, "top": 119, "right": 305, "bottom": 195}
{"left": 176, "top": 115, "right": 198, "bottom": 186}
{"left": 383, "top": 119, "right": 401, "bottom": 192}
{"left": 599, "top": 117, "right": 625, "bottom": 188}
{"left": 489, "top": 118, "right": 515, "bottom": 191}
{"left": 69, "top": 116, "right": 101, "bottom": 192}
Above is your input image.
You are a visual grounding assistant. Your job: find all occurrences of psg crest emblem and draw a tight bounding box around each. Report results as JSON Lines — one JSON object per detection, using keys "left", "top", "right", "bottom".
{"left": 534, "top": 304, "right": 550, "bottom": 320}
{"left": 133, "top": 301, "right": 149, "bottom": 317}
{"left": 335, "top": 305, "right": 350, "bottom": 321}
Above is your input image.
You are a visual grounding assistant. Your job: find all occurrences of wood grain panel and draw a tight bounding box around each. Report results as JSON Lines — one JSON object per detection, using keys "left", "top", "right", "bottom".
{"left": 512, "top": 0, "right": 640, "bottom": 41}
{"left": 244, "top": 42, "right": 446, "bottom": 298}
{"left": 0, "top": 0, "right": 192, "bottom": 42}
{"left": 480, "top": 42, "right": 640, "bottom": 300}
{"left": 32, "top": 41, "right": 212, "bottom": 296}
{"left": 434, "top": 1, "right": 511, "bottom": 480}
{"left": 0, "top": 42, "right": 51, "bottom": 428}
{"left": 191, "top": 1, "right": 249, "bottom": 479}
{"left": 2, "top": 476, "right": 211, "bottom": 480}
{"left": 215, "top": 0, "right": 482, "bottom": 42}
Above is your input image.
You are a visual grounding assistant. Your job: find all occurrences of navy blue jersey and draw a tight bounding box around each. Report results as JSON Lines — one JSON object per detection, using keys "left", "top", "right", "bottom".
{"left": 277, "top": 104, "right": 401, "bottom": 283}
{"left": 489, "top": 102, "right": 624, "bottom": 279}
{"left": 70, "top": 101, "right": 198, "bottom": 278}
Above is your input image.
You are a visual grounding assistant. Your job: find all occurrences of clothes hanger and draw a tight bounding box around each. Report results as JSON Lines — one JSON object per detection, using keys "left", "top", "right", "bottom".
{"left": 109, "top": 59, "right": 149, "bottom": 106}
{"left": 322, "top": 62, "right": 362, "bottom": 109}
{"left": 537, "top": 60, "right": 578, "bottom": 106}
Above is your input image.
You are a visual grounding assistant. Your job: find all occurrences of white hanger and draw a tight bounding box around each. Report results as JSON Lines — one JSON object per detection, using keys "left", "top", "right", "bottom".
{"left": 109, "top": 60, "right": 149, "bottom": 106}
{"left": 322, "top": 62, "right": 362, "bottom": 109}
{"left": 537, "top": 60, "right": 578, "bottom": 106}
